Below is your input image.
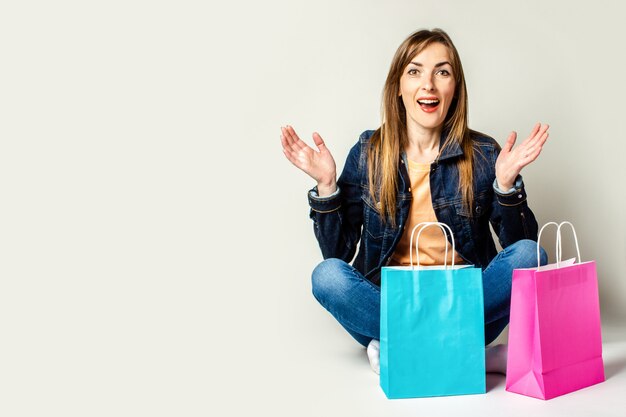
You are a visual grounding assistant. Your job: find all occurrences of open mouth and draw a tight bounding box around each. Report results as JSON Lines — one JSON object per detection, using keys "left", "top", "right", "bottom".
{"left": 417, "top": 98, "right": 440, "bottom": 113}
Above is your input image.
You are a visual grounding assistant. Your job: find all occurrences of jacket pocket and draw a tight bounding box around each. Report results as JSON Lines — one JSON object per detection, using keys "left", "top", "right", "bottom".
{"left": 361, "top": 194, "right": 385, "bottom": 240}
{"left": 455, "top": 192, "right": 490, "bottom": 219}
{"left": 455, "top": 193, "right": 492, "bottom": 247}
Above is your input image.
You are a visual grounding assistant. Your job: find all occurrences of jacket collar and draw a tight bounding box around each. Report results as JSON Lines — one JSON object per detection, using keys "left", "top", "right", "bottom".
{"left": 436, "top": 127, "right": 464, "bottom": 162}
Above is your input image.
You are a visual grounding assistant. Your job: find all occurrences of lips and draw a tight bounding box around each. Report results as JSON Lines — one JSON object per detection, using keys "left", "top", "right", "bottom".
{"left": 417, "top": 97, "right": 440, "bottom": 113}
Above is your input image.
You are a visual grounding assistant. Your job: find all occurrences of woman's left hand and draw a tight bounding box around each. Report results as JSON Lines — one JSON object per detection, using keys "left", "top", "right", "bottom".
{"left": 495, "top": 122, "right": 549, "bottom": 190}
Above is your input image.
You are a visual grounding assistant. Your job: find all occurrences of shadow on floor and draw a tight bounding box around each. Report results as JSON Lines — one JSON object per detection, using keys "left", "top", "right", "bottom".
{"left": 486, "top": 373, "right": 506, "bottom": 392}
{"left": 604, "top": 354, "right": 626, "bottom": 380}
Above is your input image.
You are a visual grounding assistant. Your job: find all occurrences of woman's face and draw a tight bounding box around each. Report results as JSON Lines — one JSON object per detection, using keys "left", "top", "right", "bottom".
{"left": 399, "top": 42, "right": 456, "bottom": 133}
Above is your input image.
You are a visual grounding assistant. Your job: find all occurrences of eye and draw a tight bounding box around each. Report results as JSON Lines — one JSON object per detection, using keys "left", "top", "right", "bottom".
{"left": 408, "top": 68, "right": 419, "bottom": 75}
{"left": 437, "top": 69, "right": 451, "bottom": 76}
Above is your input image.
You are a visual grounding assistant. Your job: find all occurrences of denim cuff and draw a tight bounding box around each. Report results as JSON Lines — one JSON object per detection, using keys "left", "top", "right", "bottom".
{"left": 493, "top": 176, "right": 527, "bottom": 206}
{"left": 308, "top": 186, "right": 342, "bottom": 213}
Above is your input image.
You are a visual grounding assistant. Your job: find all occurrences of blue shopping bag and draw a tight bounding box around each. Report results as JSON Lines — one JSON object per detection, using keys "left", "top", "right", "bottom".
{"left": 380, "top": 222, "right": 486, "bottom": 399}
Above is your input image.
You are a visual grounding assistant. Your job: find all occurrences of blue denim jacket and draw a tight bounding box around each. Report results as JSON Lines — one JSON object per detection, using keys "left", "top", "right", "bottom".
{"left": 307, "top": 129, "right": 538, "bottom": 286}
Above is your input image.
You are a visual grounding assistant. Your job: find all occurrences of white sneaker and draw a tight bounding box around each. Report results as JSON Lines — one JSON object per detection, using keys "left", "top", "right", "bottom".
{"left": 367, "top": 339, "right": 380, "bottom": 375}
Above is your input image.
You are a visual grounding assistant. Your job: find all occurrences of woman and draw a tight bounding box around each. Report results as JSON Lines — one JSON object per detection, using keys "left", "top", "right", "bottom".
{"left": 280, "top": 28, "right": 548, "bottom": 375}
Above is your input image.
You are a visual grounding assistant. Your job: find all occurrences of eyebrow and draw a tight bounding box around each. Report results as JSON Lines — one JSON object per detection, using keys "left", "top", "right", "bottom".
{"left": 409, "top": 61, "right": 452, "bottom": 68}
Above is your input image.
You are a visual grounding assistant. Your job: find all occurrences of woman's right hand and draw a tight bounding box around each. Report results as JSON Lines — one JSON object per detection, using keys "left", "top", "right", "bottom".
{"left": 280, "top": 125, "right": 337, "bottom": 196}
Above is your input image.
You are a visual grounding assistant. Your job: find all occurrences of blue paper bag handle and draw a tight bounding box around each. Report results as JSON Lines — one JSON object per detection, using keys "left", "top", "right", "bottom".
{"left": 409, "top": 222, "right": 456, "bottom": 269}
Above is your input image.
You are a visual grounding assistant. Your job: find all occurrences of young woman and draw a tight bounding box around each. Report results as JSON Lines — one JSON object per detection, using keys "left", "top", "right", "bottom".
{"left": 280, "top": 28, "right": 548, "bottom": 374}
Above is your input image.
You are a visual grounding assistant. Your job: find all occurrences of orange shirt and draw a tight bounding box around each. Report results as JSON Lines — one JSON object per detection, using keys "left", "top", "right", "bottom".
{"left": 389, "top": 159, "right": 464, "bottom": 266}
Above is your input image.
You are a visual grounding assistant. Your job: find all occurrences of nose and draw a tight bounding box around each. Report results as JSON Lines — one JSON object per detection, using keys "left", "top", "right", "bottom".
{"left": 422, "top": 73, "right": 435, "bottom": 91}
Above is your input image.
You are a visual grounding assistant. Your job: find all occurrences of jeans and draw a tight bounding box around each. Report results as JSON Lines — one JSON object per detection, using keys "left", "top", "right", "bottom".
{"left": 311, "top": 239, "right": 548, "bottom": 347}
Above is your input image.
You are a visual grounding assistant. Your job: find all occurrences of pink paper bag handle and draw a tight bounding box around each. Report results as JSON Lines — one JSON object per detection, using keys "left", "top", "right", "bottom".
{"left": 536, "top": 221, "right": 582, "bottom": 268}
{"left": 556, "top": 221, "right": 582, "bottom": 266}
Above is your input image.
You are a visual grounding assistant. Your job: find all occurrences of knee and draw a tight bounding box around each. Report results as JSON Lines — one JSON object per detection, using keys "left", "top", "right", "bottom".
{"left": 507, "top": 239, "right": 548, "bottom": 268}
{"left": 311, "top": 258, "right": 349, "bottom": 303}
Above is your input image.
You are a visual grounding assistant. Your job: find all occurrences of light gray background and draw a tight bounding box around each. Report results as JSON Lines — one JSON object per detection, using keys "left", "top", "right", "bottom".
{"left": 1, "top": 1, "right": 625, "bottom": 416}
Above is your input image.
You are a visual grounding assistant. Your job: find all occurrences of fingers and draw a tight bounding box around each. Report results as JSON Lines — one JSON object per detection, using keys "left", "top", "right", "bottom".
{"left": 281, "top": 140, "right": 301, "bottom": 167}
{"left": 530, "top": 122, "right": 541, "bottom": 137}
{"left": 516, "top": 129, "right": 548, "bottom": 173}
{"left": 281, "top": 126, "right": 310, "bottom": 164}
{"left": 519, "top": 123, "right": 549, "bottom": 158}
{"left": 281, "top": 126, "right": 306, "bottom": 167}
{"left": 312, "top": 132, "right": 326, "bottom": 152}
{"left": 280, "top": 130, "right": 297, "bottom": 162}
{"left": 280, "top": 126, "right": 298, "bottom": 154}
{"left": 282, "top": 147, "right": 297, "bottom": 165}
{"left": 524, "top": 132, "right": 548, "bottom": 163}
{"left": 534, "top": 128, "right": 549, "bottom": 150}
{"left": 280, "top": 125, "right": 302, "bottom": 153}
{"left": 287, "top": 126, "right": 306, "bottom": 152}
{"left": 502, "top": 131, "right": 517, "bottom": 153}
{"left": 522, "top": 122, "right": 549, "bottom": 147}
{"left": 280, "top": 129, "right": 290, "bottom": 151}
{"left": 533, "top": 123, "right": 549, "bottom": 142}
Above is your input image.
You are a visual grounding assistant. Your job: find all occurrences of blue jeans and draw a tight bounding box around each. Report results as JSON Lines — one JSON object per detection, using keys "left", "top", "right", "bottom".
{"left": 311, "top": 239, "right": 548, "bottom": 347}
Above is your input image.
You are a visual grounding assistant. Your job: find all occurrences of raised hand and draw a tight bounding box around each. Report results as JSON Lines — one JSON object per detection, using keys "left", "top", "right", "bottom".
{"left": 495, "top": 122, "right": 549, "bottom": 190}
{"left": 280, "top": 125, "right": 337, "bottom": 196}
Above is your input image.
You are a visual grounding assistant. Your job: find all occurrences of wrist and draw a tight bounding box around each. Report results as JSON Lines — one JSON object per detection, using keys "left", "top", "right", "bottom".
{"left": 496, "top": 179, "right": 513, "bottom": 191}
{"left": 494, "top": 175, "right": 524, "bottom": 196}
{"left": 316, "top": 180, "right": 337, "bottom": 197}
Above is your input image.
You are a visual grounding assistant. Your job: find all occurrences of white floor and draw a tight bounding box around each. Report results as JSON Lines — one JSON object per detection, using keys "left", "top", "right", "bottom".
{"left": 239, "top": 320, "right": 626, "bottom": 417}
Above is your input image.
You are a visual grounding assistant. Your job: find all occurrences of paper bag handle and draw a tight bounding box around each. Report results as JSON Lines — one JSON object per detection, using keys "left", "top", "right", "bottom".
{"left": 537, "top": 222, "right": 559, "bottom": 268}
{"left": 408, "top": 222, "right": 455, "bottom": 270}
{"left": 537, "top": 221, "right": 582, "bottom": 268}
{"left": 556, "top": 221, "right": 582, "bottom": 266}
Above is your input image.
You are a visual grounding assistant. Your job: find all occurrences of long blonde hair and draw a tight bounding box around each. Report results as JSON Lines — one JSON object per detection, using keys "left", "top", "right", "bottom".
{"left": 368, "top": 28, "right": 474, "bottom": 226}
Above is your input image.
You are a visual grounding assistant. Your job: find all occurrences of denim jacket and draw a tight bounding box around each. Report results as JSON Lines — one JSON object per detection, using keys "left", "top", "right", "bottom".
{"left": 307, "top": 129, "right": 538, "bottom": 286}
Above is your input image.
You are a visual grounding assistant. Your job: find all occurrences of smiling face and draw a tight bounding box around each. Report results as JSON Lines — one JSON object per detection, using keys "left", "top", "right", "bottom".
{"left": 398, "top": 42, "right": 456, "bottom": 133}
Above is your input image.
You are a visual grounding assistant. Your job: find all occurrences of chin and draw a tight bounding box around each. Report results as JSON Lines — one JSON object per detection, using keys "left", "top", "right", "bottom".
{"left": 416, "top": 119, "right": 446, "bottom": 130}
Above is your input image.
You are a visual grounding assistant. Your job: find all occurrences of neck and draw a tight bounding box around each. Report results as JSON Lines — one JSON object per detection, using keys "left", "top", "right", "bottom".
{"left": 404, "top": 123, "right": 442, "bottom": 163}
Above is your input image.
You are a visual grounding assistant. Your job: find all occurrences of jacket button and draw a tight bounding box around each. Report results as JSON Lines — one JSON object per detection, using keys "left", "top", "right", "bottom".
{"left": 408, "top": 187, "right": 411, "bottom": 192}
{"left": 518, "top": 194, "right": 523, "bottom": 198}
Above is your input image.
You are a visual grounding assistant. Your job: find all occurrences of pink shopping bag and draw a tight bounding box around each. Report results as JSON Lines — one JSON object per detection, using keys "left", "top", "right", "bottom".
{"left": 505, "top": 222, "right": 605, "bottom": 400}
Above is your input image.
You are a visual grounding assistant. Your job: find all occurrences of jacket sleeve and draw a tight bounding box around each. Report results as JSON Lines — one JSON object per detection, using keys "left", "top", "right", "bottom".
{"left": 308, "top": 139, "right": 364, "bottom": 262}
{"left": 488, "top": 146, "right": 539, "bottom": 247}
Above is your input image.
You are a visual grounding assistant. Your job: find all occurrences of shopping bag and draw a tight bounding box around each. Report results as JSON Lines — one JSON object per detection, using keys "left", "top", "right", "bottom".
{"left": 380, "top": 222, "right": 485, "bottom": 399}
{"left": 506, "top": 221, "right": 605, "bottom": 400}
